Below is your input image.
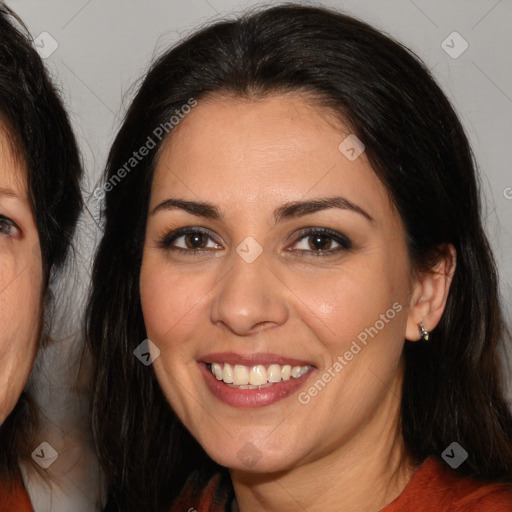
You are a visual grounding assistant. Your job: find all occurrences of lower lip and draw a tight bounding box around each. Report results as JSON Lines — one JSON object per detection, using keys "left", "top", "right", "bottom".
{"left": 199, "top": 363, "right": 314, "bottom": 408}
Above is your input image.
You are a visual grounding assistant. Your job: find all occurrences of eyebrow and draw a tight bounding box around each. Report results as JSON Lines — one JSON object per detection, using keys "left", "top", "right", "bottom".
{"left": 0, "top": 187, "right": 19, "bottom": 198}
{"left": 151, "top": 196, "right": 373, "bottom": 223}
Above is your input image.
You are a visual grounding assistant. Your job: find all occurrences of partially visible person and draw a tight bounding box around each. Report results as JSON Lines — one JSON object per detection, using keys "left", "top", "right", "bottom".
{"left": 0, "top": 4, "right": 83, "bottom": 510}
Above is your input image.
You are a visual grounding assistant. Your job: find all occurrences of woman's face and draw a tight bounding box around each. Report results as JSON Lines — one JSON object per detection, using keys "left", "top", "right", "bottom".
{"left": 140, "top": 94, "right": 419, "bottom": 472}
{"left": 0, "top": 127, "right": 43, "bottom": 424}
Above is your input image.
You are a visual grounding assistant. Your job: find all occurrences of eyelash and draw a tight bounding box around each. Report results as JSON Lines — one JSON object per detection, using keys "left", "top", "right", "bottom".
{"left": 157, "top": 226, "right": 352, "bottom": 256}
{"left": 290, "top": 227, "right": 352, "bottom": 255}
{"left": 0, "top": 214, "right": 20, "bottom": 238}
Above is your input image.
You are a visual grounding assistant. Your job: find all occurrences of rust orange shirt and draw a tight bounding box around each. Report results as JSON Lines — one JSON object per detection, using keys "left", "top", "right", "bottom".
{"left": 0, "top": 478, "right": 33, "bottom": 512}
{"left": 383, "top": 458, "right": 512, "bottom": 511}
{"left": 170, "top": 457, "right": 512, "bottom": 511}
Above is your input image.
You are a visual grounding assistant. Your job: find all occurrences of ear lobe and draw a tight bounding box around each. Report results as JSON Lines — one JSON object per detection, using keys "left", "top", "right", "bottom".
{"left": 405, "top": 244, "right": 456, "bottom": 341}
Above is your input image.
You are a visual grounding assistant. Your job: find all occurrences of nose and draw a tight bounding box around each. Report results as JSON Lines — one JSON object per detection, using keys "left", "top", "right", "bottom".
{"left": 209, "top": 251, "right": 289, "bottom": 336}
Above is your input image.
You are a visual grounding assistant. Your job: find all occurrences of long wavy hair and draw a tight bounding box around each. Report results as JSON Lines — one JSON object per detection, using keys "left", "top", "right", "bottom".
{"left": 0, "top": 4, "right": 83, "bottom": 482}
{"left": 86, "top": 4, "right": 512, "bottom": 510}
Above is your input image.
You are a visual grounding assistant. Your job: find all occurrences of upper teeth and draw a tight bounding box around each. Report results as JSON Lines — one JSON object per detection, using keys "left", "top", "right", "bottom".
{"left": 210, "top": 363, "right": 311, "bottom": 387}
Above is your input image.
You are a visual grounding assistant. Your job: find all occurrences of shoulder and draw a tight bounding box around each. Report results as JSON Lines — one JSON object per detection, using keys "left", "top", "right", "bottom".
{"left": 0, "top": 477, "right": 33, "bottom": 512}
{"left": 384, "top": 457, "right": 512, "bottom": 512}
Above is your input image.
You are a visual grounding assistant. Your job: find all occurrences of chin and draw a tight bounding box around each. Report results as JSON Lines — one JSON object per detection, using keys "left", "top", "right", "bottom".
{"left": 202, "top": 436, "right": 300, "bottom": 474}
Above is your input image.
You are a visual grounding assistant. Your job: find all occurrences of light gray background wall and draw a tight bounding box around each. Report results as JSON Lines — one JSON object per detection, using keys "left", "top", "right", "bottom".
{"left": 5, "top": 1, "right": 511, "bottom": 510}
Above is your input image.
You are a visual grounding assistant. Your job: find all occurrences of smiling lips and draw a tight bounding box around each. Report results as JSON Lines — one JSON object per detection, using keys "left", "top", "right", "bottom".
{"left": 209, "top": 362, "right": 311, "bottom": 388}
{"left": 199, "top": 353, "right": 315, "bottom": 407}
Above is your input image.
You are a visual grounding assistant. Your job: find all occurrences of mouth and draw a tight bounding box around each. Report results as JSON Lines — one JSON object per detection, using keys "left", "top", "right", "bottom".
{"left": 198, "top": 353, "right": 316, "bottom": 408}
{"left": 206, "top": 362, "right": 311, "bottom": 389}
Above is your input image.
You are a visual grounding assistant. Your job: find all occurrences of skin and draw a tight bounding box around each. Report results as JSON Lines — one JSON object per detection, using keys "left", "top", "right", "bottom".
{"left": 0, "top": 126, "right": 43, "bottom": 425}
{"left": 140, "top": 93, "right": 456, "bottom": 512}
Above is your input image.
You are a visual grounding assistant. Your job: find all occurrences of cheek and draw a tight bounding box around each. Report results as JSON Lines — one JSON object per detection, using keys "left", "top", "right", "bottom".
{"left": 285, "top": 254, "right": 410, "bottom": 419}
{"left": 0, "top": 251, "right": 43, "bottom": 422}
{"left": 139, "top": 254, "right": 213, "bottom": 355}
{"left": 293, "top": 257, "right": 406, "bottom": 346}
{"left": 283, "top": 263, "right": 408, "bottom": 440}
{"left": 140, "top": 254, "right": 215, "bottom": 423}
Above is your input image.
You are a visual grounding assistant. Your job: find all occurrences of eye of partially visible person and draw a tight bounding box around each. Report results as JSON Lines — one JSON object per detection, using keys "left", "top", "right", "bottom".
{"left": 0, "top": 214, "right": 21, "bottom": 238}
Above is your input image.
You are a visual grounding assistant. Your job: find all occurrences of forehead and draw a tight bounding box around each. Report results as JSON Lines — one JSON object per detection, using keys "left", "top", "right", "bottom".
{"left": 151, "top": 94, "right": 393, "bottom": 221}
{"left": 0, "top": 121, "right": 28, "bottom": 197}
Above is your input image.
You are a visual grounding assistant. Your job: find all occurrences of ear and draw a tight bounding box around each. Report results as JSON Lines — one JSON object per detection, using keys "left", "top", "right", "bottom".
{"left": 405, "top": 244, "right": 457, "bottom": 341}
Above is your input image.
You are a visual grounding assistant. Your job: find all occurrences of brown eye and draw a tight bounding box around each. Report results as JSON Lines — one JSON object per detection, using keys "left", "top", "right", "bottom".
{"left": 289, "top": 228, "right": 352, "bottom": 255}
{"left": 308, "top": 234, "right": 332, "bottom": 251}
{"left": 158, "top": 227, "right": 222, "bottom": 252}
{"left": 185, "top": 232, "right": 208, "bottom": 249}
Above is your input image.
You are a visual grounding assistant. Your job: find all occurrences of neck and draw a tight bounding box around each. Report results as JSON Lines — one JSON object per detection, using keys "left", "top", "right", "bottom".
{"left": 230, "top": 370, "right": 418, "bottom": 512}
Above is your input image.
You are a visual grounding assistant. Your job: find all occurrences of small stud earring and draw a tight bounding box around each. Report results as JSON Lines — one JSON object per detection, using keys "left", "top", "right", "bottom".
{"left": 418, "top": 322, "right": 429, "bottom": 341}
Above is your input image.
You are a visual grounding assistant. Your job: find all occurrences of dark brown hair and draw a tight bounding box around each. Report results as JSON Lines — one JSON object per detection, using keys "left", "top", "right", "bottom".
{"left": 87, "top": 4, "right": 512, "bottom": 510}
{"left": 0, "top": 4, "right": 83, "bottom": 481}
